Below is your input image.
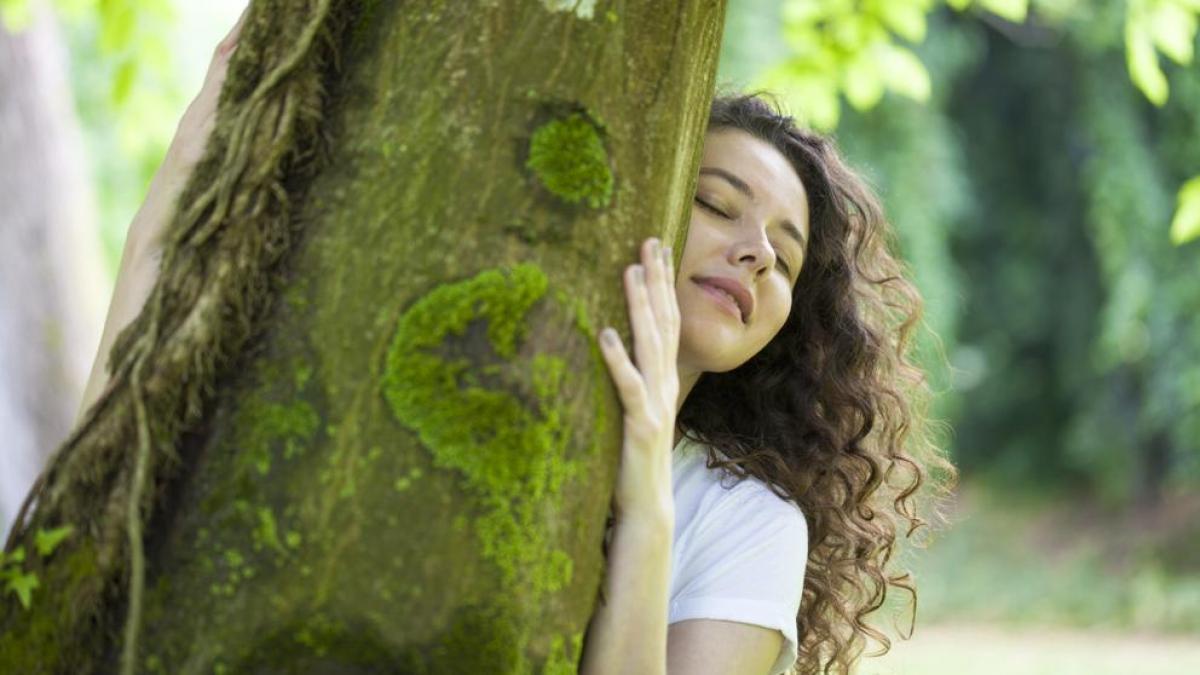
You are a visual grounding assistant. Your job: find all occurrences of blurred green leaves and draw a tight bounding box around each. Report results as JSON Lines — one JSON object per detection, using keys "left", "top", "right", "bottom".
{"left": 759, "top": 0, "right": 1027, "bottom": 130}
{"left": 1, "top": 0, "right": 183, "bottom": 270}
{"left": 1170, "top": 175, "right": 1200, "bottom": 244}
{"left": 758, "top": 0, "right": 936, "bottom": 129}
{"left": 1124, "top": 0, "right": 1198, "bottom": 106}
{"left": 755, "top": 0, "right": 1198, "bottom": 243}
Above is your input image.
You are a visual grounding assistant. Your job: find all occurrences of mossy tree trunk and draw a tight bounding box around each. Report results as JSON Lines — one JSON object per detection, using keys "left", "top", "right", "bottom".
{"left": 1, "top": 0, "right": 725, "bottom": 672}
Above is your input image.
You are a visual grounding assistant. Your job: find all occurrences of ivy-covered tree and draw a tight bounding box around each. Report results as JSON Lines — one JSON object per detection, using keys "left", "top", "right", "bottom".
{"left": 0, "top": 1, "right": 726, "bottom": 672}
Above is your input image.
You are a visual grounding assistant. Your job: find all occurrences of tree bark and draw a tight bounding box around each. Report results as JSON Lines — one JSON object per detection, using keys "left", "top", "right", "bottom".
{"left": 0, "top": 1, "right": 725, "bottom": 672}
{"left": 0, "top": 2, "right": 106, "bottom": 542}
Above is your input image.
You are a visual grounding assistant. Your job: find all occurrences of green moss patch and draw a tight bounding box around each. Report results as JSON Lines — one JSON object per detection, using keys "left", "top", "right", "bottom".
{"left": 526, "top": 113, "right": 613, "bottom": 208}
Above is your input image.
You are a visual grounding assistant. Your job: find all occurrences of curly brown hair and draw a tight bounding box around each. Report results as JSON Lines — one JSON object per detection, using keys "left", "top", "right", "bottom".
{"left": 676, "top": 93, "right": 956, "bottom": 674}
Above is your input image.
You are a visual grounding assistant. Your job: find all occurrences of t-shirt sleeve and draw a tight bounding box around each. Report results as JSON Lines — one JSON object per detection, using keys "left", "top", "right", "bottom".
{"left": 668, "top": 488, "right": 809, "bottom": 675}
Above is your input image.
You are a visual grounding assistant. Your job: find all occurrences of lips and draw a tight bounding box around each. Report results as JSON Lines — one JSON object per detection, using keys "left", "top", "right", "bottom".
{"left": 693, "top": 276, "right": 753, "bottom": 323}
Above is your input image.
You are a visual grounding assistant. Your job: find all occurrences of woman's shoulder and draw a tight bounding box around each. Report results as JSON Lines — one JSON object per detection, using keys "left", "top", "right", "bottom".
{"left": 673, "top": 435, "right": 807, "bottom": 539}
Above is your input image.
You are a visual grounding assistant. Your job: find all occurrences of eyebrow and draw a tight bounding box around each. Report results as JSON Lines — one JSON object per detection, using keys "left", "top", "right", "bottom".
{"left": 699, "top": 166, "right": 808, "bottom": 252}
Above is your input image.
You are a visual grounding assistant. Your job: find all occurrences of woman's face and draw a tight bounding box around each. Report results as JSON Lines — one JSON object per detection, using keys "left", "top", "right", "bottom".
{"left": 675, "top": 128, "right": 811, "bottom": 375}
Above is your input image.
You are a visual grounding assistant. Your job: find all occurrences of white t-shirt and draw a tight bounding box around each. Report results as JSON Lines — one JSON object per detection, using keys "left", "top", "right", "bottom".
{"left": 668, "top": 435, "right": 809, "bottom": 675}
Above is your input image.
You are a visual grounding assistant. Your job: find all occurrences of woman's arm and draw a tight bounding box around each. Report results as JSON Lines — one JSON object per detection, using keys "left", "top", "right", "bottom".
{"left": 578, "top": 512, "right": 673, "bottom": 675}
{"left": 74, "top": 10, "right": 247, "bottom": 424}
{"left": 579, "top": 237, "right": 680, "bottom": 675}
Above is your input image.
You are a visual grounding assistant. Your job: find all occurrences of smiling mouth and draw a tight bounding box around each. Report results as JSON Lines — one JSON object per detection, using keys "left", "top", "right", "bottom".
{"left": 696, "top": 281, "right": 746, "bottom": 323}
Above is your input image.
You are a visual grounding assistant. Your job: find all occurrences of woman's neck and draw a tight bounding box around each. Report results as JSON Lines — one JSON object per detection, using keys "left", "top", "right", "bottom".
{"left": 674, "top": 366, "right": 702, "bottom": 447}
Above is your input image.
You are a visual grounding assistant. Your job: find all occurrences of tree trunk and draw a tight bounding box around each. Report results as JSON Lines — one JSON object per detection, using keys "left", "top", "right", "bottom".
{"left": 0, "top": 2, "right": 106, "bottom": 542}
{"left": 0, "top": 1, "right": 725, "bottom": 672}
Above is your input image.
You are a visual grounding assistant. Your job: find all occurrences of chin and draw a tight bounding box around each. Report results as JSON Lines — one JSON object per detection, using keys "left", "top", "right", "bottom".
{"left": 679, "top": 328, "right": 753, "bottom": 374}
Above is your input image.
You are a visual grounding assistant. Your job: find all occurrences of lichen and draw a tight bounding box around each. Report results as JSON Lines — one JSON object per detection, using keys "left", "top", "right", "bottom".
{"left": 526, "top": 113, "right": 613, "bottom": 208}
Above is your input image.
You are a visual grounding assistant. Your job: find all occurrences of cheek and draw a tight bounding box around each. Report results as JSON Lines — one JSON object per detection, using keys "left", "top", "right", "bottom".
{"left": 760, "top": 287, "right": 793, "bottom": 338}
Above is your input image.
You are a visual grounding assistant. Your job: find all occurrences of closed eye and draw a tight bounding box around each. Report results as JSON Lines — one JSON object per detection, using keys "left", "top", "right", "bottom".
{"left": 694, "top": 196, "right": 729, "bottom": 219}
{"left": 697, "top": 196, "right": 796, "bottom": 278}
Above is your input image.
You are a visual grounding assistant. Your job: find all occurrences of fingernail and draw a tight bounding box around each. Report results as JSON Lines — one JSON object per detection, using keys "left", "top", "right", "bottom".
{"left": 650, "top": 239, "right": 660, "bottom": 256}
{"left": 601, "top": 328, "right": 617, "bottom": 345}
{"left": 663, "top": 246, "right": 672, "bottom": 263}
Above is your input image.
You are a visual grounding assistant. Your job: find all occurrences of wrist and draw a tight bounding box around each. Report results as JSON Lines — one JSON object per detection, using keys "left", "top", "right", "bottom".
{"left": 613, "top": 503, "right": 674, "bottom": 534}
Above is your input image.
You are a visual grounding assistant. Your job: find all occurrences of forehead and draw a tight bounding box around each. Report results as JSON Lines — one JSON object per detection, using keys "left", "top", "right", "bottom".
{"left": 700, "top": 128, "right": 810, "bottom": 234}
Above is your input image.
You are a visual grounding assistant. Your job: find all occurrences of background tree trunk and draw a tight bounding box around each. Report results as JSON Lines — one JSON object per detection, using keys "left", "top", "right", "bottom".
{"left": 1, "top": 1, "right": 725, "bottom": 672}
{"left": 0, "top": 1, "right": 106, "bottom": 543}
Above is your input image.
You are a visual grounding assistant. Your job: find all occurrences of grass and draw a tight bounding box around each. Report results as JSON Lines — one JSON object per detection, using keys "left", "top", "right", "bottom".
{"left": 845, "top": 481, "right": 1200, "bottom": 672}
{"left": 880, "top": 481, "right": 1200, "bottom": 634}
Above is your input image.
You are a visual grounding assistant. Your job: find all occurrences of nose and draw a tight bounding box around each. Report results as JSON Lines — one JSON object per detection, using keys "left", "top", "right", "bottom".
{"left": 728, "top": 223, "right": 776, "bottom": 279}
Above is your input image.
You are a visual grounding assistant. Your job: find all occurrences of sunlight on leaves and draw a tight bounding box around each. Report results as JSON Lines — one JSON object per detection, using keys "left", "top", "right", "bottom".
{"left": 1125, "top": 0, "right": 1200, "bottom": 106}
{"left": 1169, "top": 175, "right": 1200, "bottom": 245}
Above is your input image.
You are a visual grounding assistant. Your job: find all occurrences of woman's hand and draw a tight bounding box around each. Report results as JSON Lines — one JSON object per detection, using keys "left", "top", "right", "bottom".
{"left": 127, "top": 6, "right": 248, "bottom": 258}
{"left": 598, "top": 237, "right": 682, "bottom": 524}
{"left": 76, "top": 7, "right": 249, "bottom": 421}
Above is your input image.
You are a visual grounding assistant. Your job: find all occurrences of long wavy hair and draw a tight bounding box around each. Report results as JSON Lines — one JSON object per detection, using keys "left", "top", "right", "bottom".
{"left": 677, "top": 93, "right": 956, "bottom": 674}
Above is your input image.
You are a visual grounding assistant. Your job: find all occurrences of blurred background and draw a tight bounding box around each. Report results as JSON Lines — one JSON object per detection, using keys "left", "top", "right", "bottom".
{"left": 1, "top": 0, "right": 1198, "bottom": 672}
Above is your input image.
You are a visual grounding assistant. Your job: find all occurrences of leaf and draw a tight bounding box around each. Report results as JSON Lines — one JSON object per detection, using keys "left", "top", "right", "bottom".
{"left": 112, "top": 58, "right": 138, "bottom": 107}
{"left": 878, "top": 43, "right": 931, "bottom": 102}
{"left": 843, "top": 51, "right": 885, "bottom": 110}
{"left": 978, "top": 0, "right": 1029, "bottom": 23}
{"left": 1169, "top": 175, "right": 1200, "bottom": 245}
{"left": 98, "top": 0, "right": 136, "bottom": 53}
{"left": 1149, "top": 1, "right": 1197, "bottom": 65}
{"left": 35, "top": 525, "right": 74, "bottom": 557}
{"left": 875, "top": 0, "right": 928, "bottom": 42}
{"left": 4, "top": 546, "right": 25, "bottom": 565}
{"left": 756, "top": 63, "right": 842, "bottom": 130}
{"left": 1126, "top": 17, "right": 1169, "bottom": 105}
{"left": 4, "top": 571, "right": 40, "bottom": 609}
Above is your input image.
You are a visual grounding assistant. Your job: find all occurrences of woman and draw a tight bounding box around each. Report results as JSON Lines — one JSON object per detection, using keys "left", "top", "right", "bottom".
{"left": 80, "top": 14, "right": 949, "bottom": 675}
{"left": 578, "top": 93, "right": 951, "bottom": 674}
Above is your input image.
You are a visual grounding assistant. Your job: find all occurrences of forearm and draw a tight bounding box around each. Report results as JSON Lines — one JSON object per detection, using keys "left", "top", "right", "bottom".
{"left": 579, "top": 511, "right": 673, "bottom": 675}
{"left": 74, "top": 166, "right": 182, "bottom": 423}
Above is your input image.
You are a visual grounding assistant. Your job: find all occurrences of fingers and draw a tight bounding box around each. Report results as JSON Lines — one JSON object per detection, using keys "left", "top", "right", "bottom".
{"left": 643, "top": 237, "right": 679, "bottom": 356}
{"left": 599, "top": 237, "right": 679, "bottom": 411}
{"left": 215, "top": 4, "right": 250, "bottom": 60}
{"left": 625, "top": 262, "right": 661, "bottom": 382}
{"left": 598, "top": 328, "right": 647, "bottom": 411}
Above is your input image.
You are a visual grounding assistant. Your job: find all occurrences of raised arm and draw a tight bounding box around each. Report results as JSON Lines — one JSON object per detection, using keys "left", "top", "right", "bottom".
{"left": 75, "top": 9, "right": 247, "bottom": 423}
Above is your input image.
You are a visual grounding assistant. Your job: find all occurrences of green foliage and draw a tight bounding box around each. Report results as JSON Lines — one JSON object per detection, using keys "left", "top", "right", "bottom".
{"left": 1169, "top": 175, "right": 1200, "bottom": 244}
{"left": 755, "top": 0, "right": 1026, "bottom": 130}
{"left": 33, "top": 525, "right": 74, "bottom": 557}
{"left": 0, "top": 526, "right": 74, "bottom": 610}
{"left": 1124, "top": 0, "right": 1199, "bottom": 106}
{"left": 0, "top": 548, "right": 39, "bottom": 610}
{"left": 740, "top": 0, "right": 1197, "bottom": 243}
{"left": 723, "top": 1, "right": 1200, "bottom": 499}
{"left": 756, "top": 0, "right": 935, "bottom": 129}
